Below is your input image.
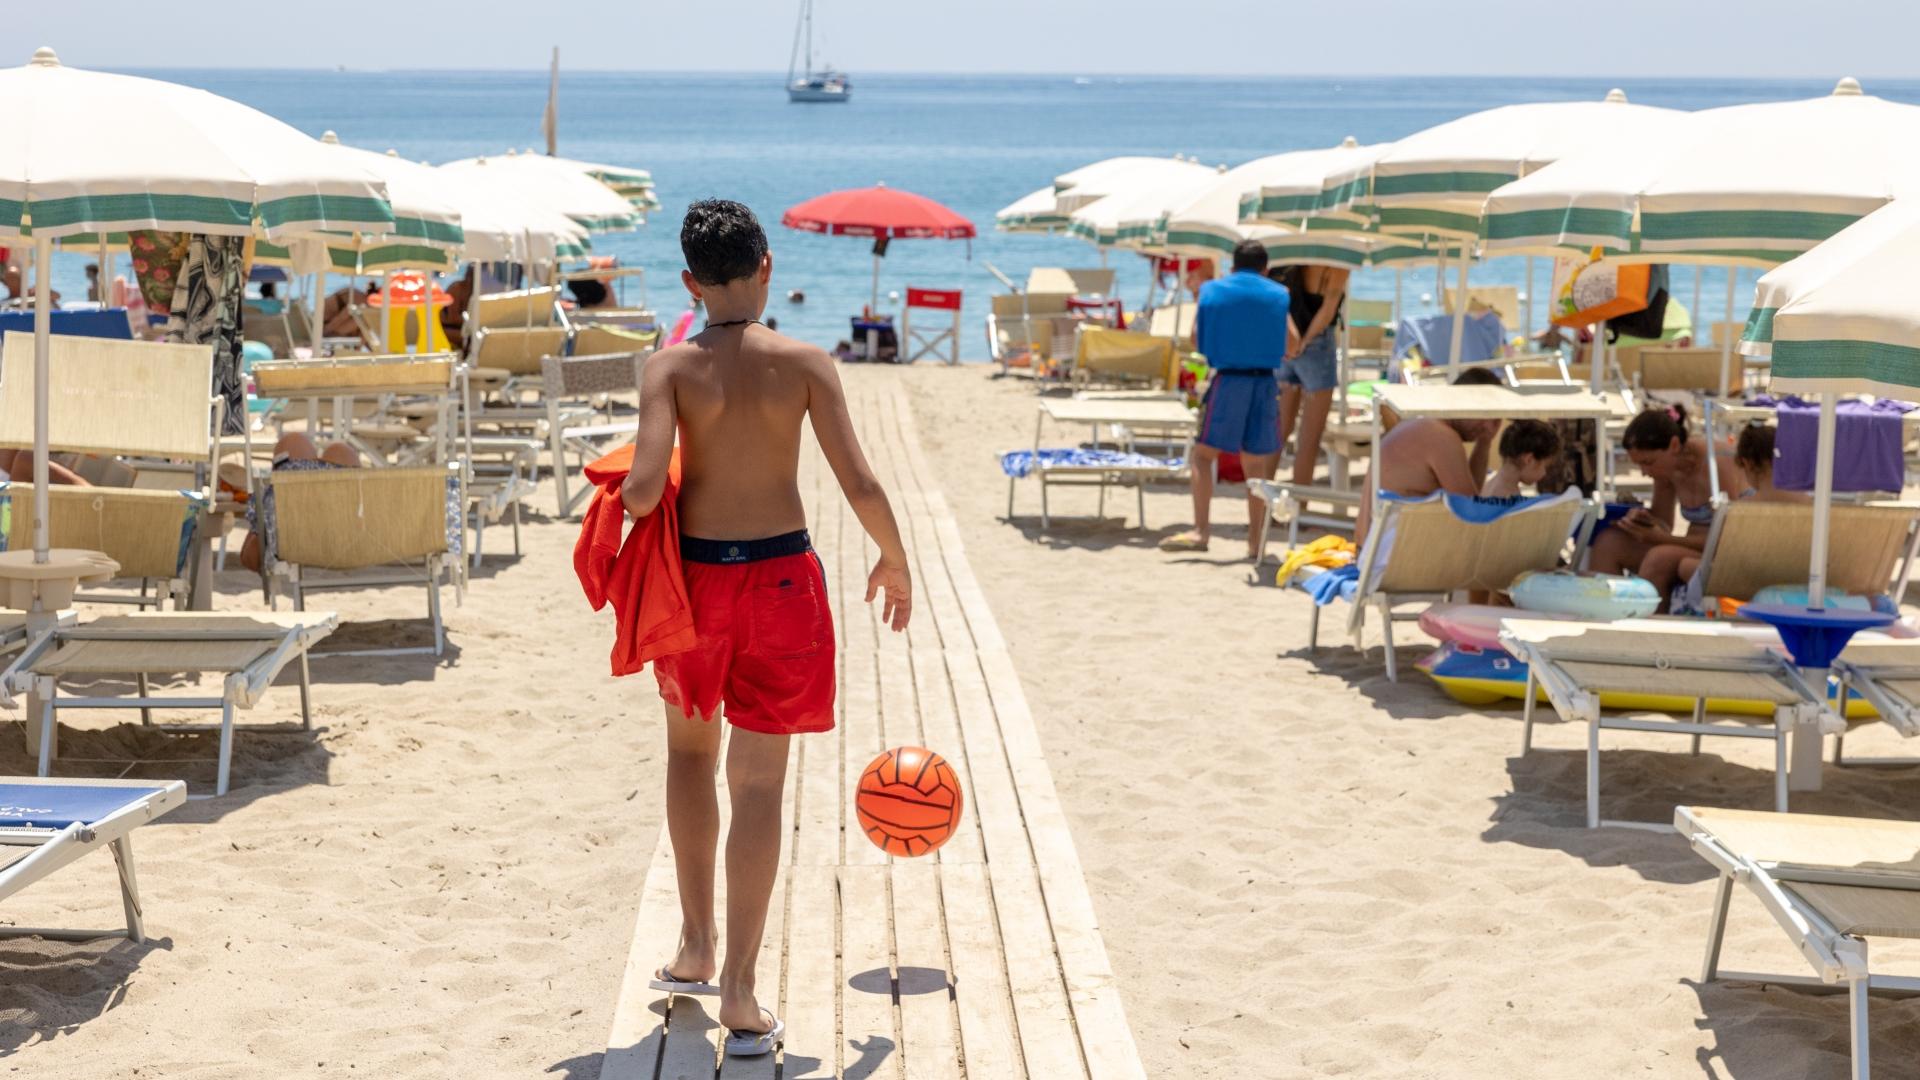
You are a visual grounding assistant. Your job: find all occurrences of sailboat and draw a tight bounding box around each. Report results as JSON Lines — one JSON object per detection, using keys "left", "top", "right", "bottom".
{"left": 787, "top": 0, "right": 850, "bottom": 103}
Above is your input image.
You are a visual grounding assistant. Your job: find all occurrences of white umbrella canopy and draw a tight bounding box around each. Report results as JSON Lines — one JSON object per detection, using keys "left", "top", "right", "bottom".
{"left": 441, "top": 151, "right": 643, "bottom": 232}
{"left": 1484, "top": 79, "right": 1920, "bottom": 264}
{"left": 539, "top": 153, "right": 658, "bottom": 212}
{"left": 1067, "top": 162, "right": 1221, "bottom": 249}
{"left": 1157, "top": 138, "right": 1393, "bottom": 255}
{"left": 994, "top": 185, "right": 1069, "bottom": 234}
{"left": 255, "top": 133, "right": 468, "bottom": 275}
{"left": 0, "top": 48, "right": 393, "bottom": 242}
{"left": 1735, "top": 200, "right": 1920, "bottom": 607}
{"left": 429, "top": 165, "right": 593, "bottom": 265}
{"left": 1052, "top": 155, "right": 1215, "bottom": 214}
{"left": 0, "top": 47, "right": 396, "bottom": 579}
{"left": 1323, "top": 89, "right": 1685, "bottom": 240}
{"left": 1234, "top": 137, "right": 1395, "bottom": 232}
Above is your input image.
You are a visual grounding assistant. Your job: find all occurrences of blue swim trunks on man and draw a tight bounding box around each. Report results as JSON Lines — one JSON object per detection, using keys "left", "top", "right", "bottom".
{"left": 1196, "top": 370, "right": 1281, "bottom": 455}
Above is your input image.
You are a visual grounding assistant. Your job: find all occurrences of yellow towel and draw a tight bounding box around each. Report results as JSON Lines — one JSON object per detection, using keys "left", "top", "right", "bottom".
{"left": 1275, "top": 535, "right": 1356, "bottom": 585}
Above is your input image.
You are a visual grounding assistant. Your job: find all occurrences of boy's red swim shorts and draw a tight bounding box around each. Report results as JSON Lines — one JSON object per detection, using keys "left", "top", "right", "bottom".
{"left": 654, "top": 530, "right": 836, "bottom": 735}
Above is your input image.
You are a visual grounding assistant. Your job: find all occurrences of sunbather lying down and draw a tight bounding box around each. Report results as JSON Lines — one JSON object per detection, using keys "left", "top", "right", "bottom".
{"left": 0, "top": 449, "right": 91, "bottom": 486}
{"left": 239, "top": 433, "right": 362, "bottom": 573}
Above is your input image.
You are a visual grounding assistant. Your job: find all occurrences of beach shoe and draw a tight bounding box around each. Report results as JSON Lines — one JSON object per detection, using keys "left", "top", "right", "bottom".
{"left": 647, "top": 966, "right": 719, "bottom": 996}
{"left": 723, "top": 1008, "right": 785, "bottom": 1057}
{"left": 1158, "top": 531, "right": 1208, "bottom": 552}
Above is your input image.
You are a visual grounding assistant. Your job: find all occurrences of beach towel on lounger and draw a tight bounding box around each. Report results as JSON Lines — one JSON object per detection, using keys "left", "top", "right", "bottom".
{"left": 998, "top": 447, "right": 1178, "bottom": 478}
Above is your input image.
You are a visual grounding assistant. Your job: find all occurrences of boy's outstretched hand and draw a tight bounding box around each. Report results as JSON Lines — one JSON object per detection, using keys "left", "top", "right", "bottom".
{"left": 866, "top": 558, "right": 913, "bottom": 632}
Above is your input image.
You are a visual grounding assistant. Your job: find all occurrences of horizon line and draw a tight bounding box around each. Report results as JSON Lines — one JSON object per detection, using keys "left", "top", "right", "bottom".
{"left": 98, "top": 66, "right": 1916, "bottom": 83}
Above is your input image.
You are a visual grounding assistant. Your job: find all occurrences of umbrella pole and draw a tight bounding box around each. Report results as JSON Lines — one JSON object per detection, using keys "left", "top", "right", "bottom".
{"left": 1522, "top": 256, "right": 1534, "bottom": 340}
{"left": 1692, "top": 265, "right": 1704, "bottom": 335}
{"left": 1720, "top": 267, "right": 1737, "bottom": 397}
{"left": 1447, "top": 239, "right": 1470, "bottom": 370}
{"left": 1809, "top": 393, "right": 1836, "bottom": 608}
{"left": 310, "top": 271, "right": 326, "bottom": 357}
{"left": 869, "top": 252, "right": 881, "bottom": 362}
{"left": 31, "top": 233, "right": 51, "bottom": 565}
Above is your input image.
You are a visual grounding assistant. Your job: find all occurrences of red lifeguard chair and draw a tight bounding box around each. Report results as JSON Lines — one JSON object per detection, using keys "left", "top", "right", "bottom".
{"left": 901, "top": 287, "right": 962, "bottom": 365}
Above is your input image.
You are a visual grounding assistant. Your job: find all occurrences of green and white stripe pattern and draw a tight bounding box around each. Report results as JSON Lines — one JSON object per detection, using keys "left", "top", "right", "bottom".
{"left": 1739, "top": 200, "right": 1920, "bottom": 385}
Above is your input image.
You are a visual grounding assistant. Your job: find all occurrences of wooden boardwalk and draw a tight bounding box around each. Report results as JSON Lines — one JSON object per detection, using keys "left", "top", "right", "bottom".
{"left": 598, "top": 376, "right": 1145, "bottom": 1080}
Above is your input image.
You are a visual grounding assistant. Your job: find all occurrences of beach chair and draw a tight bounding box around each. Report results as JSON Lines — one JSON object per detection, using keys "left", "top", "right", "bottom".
{"left": 1676, "top": 805, "right": 1920, "bottom": 1080}
{"left": 1444, "top": 285, "right": 1520, "bottom": 329}
{"left": 1, "top": 612, "right": 337, "bottom": 796}
{"left": 0, "top": 776, "right": 186, "bottom": 942}
{"left": 1831, "top": 640, "right": 1920, "bottom": 765}
{"left": 1629, "top": 345, "right": 1743, "bottom": 398}
{"left": 1499, "top": 619, "right": 1829, "bottom": 829}
{"left": 544, "top": 352, "right": 646, "bottom": 518}
{"left": 1250, "top": 480, "right": 1366, "bottom": 556}
{"left": 986, "top": 293, "right": 1070, "bottom": 375}
{"left": 1306, "top": 491, "right": 1586, "bottom": 679}
{"left": 1026, "top": 267, "right": 1115, "bottom": 297}
{"left": 264, "top": 466, "right": 456, "bottom": 657}
{"left": 1691, "top": 501, "right": 1920, "bottom": 610}
{"left": 0, "top": 333, "right": 220, "bottom": 609}
{"left": 1003, "top": 397, "right": 1194, "bottom": 529}
{"left": 1145, "top": 301, "right": 1198, "bottom": 350}
{"left": 1067, "top": 327, "right": 1175, "bottom": 391}
{"left": 571, "top": 324, "right": 658, "bottom": 359}
{"left": 250, "top": 353, "right": 459, "bottom": 467}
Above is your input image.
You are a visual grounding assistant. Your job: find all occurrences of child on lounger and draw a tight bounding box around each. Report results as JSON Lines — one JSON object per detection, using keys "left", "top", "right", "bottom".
{"left": 1480, "top": 419, "right": 1562, "bottom": 498}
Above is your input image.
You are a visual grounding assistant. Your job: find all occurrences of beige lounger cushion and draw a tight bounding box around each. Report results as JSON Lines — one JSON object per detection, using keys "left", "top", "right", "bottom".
{"left": 252, "top": 354, "right": 455, "bottom": 397}
{"left": 1074, "top": 328, "right": 1174, "bottom": 387}
{"left": 474, "top": 327, "right": 569, "bottom": 377}
{"left": 469, "top": 287, "right": 559, "bottom": 330}
{"left": 271, "top": 467, "right": 450, "bottom": 569}
{"left": 1372, "top": 497, "right": 1580, "bottom": 594}
{"left": 1701, "top": 502, "right": 1917, "bottom": 601}
{"left": 41, "top": 637, "right": 273, "bottom": 675}
{"left": 8, "top": 485, "right": 196, "bottom": 580}
{"left": 1687, "top": 806, "right": 1920, "bottom": 878}
{"left": 571, "top": 325, "right": 657, "bottom": 357}
{"left": 0, "top": 334, "right": 214, "bottom": 460}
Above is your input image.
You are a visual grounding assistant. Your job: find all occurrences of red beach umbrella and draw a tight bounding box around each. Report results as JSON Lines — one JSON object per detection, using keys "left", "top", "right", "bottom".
{"left": 782, "top": 183, "right": 974, "bottom": 311}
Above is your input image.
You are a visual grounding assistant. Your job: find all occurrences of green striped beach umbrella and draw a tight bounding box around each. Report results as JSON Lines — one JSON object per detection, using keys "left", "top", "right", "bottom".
{"left": 994, "top": 185, "right": 1070, "bottom": 234}
{"left": 1233, "top": 137, "right": 1393, "bottom": 234}
{"left": 442, "top": 151, "right": 644, "bottom": 233}
{"left": 1065, "top": 162, "right": 1220, "bottom": 250}
{"left": 1161, "top": 139, "right": 1414, "bottom": 262}
{"left": 1483, "top": 80, "right": 1920, "bottom": 265}
{"left": 1738, "top": 199, "right": 1920, "bottom": 605}
{"left": 1051, "top": 156, "right": 1215, "bottom": 215}
{"left": 0, "top": 47, "right": 395, "bottom": 576}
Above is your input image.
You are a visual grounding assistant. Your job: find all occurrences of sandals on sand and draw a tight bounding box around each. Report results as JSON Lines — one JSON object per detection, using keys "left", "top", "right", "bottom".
{"left": 724, "top": 1008, "right": 785, "bottom": 1057}
{"left": 1158, "top": 531, "right": 1209, "bottom": 552}
{"left": 647, "top": 966, "right": 719, "bottom": 997}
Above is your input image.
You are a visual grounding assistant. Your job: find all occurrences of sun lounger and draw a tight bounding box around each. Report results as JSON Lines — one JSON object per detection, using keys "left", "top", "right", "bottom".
{"left": 251, "top": 352, "right": 460, "bottom": 467}
{"left": 264, "top": 466, "right": 455, "bottom": 657}
{"left": 0, "top": 612, "right": 336, "bottom": 796}
{"left": 1297, "top": 489, "right": 1587, "bottom": 680}
{"left": 570, "top": 324, "right": 658, "bottom": 359}
{"left": 1004, "top": 397, "right": 1194, "bottom": 529}
{"left": 1832, "top": 640, "right": 1920, "bottom": 765}
{"left": 0, "top": 776, "right": 187, "bottom": 941}
{"left": 1066, "top": 326, "right": 1176, "bottom": 391}
{"left": 1500, "top": 619, "right": 1830, "bottom": 829}
{"left": 0, "top": 333, "right": 221, "bottom": 609}
{"left": 1677, "top": 805, "right": 1920, "bottom": 1080}
{"left": 542, "top": 352, "right": 645, "bottom": 518}
{"left": 1691, "top": 501, "right": 1920, "bottom": 611}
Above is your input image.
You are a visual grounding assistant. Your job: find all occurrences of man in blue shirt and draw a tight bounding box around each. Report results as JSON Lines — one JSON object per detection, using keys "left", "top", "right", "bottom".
{"left": 1162, "top": 239, "right": 1299, "bottom": 555}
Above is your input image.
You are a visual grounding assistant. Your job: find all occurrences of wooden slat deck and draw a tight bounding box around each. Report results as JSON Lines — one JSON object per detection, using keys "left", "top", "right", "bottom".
{"left": 598, "top": 376, "right": 1145, "bottom": 1080}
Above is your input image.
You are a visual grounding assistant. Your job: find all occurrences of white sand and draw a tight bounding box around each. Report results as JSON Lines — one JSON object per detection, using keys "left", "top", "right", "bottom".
{"left": 2, "top": 362, "right": 1917, "bottom": 1078}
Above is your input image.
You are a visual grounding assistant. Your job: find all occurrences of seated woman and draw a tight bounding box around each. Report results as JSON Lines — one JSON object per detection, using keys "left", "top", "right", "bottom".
{"left": 0, "top": 449, "right": 90, "bottom": 486}
{"left": 1652, "top": 424, "right": 1805, "bottom": 611}
{"left": 1589, "top": 405, "right": 1746, "bottom": 600}
{"left": 238, "top": 433, "right": 361, "bottom": 573}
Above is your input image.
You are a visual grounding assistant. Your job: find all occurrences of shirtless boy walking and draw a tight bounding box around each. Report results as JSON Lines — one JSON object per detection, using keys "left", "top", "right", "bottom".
{"left": 621, "top": 199, "right": 912, "bottom": 1056}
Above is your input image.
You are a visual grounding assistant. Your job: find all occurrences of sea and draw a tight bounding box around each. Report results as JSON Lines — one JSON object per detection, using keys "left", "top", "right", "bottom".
{"left": 56, "top": 71, "right": 1920, "bottom": 354}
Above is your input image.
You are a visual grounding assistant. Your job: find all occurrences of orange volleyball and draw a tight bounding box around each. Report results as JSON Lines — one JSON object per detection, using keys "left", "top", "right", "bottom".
{"left": 854, "top": 746, "right": 964, "bottom": 857}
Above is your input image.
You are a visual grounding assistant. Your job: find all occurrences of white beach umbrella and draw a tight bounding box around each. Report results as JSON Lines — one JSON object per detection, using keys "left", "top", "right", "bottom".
{"left": 1052, "top": 155, "right": 1216, "bottom": 214}
{"left": 1066, "top": 162, "right": 1220, "bottom": 250}
{"left": 1234, "top": 137, "right": 1395, "bottom": 233}
{"left": 254, "top": 132, "right": 466, "bottom": 275}
{"left": 0, "top": 46, "right": 393, "bottom": 580}
{"left": 1737, "top": 202, "right": 1920, "bottom": 606}
{"left": 994, "top": 185, "right": 1069, "bottom": 234}
{"left": 540, "top": 153, "right": 658, "bottom": 212}
{"left": 442, "top": 151, "right": 644, "bottom": 232}
{"left": 1325, "top": 90, "right": 1684, "bottom": 370}
{"left": 1158, "top": 138, "right": 1394, "bottom": 256}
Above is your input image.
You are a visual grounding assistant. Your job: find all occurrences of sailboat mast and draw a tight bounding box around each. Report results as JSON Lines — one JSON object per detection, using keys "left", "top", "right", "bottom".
{"left": 805, "top": 0, "right": 814, "bottom": 80}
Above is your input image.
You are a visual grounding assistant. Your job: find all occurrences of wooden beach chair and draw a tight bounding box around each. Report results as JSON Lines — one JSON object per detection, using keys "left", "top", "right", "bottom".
{"left": 542, "top": 352, "right": 646, "bottom": 518}
{"left": 1692, "top": 501, "right": 1920, "bottom": 609}
{"left": 1499, "top": 619, "right": 1828, "bottom": 829}
{"left": 1, "top": 611, "right": 337, "bottom": 796}
{"left": 1309, "top": 490, "right": 1586, "bottom": 680}
{"left": 264, "top": 466, "right": 456, "bottom": 658}
{"left": 0, "top": 333, "right": 220, "bottom": 609}
{"left": 1676, "top": 805, "right": 1920, "bottom": 1080}
{"left": 0, "top": 776, "right": 187, "bottom": 942}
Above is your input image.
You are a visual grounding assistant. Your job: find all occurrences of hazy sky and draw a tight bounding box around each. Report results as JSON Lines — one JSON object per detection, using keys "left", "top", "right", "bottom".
{"left": 10, "top": 1, "right": 1914, "bottom": 77}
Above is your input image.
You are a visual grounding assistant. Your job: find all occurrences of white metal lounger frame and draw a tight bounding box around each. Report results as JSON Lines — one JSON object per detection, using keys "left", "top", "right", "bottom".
{"left": 1832, "top": 648, "right": 1920, "bottom": 767}
{"left": 1501, "top": 624, "right": 1829, "bottom": 829}
{"left": 0, "top": 777, "right": 187, "bottom": 942}
{"left": 1009, "top": 399, "right": 1194, "bottom": 530}
{"left": 0, "top": 614, "right": 337, "bottom": 796}
{"left": 1677, "top": 806, "right": 1920, "bottom": 1080}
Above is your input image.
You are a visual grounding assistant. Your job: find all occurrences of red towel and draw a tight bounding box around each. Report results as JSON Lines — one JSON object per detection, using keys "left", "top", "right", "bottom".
{"left": 574, "top": 445, "right": 696, "bottom": 676}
